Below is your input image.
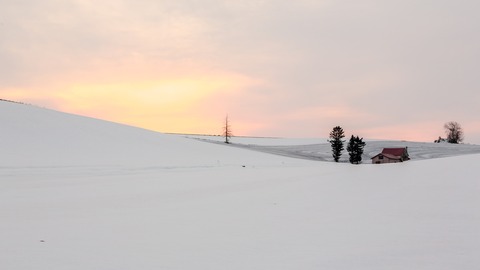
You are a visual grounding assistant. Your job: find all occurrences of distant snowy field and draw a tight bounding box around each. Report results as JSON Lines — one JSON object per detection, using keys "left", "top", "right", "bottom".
{"left": 1, "top": 101, "right": 479, "bottom": 270}
{"left": 187, "top": 135, "right": 480, "bottom": 162}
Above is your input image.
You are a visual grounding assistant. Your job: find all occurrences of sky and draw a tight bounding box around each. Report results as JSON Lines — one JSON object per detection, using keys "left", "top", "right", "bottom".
{"left": 1, "top": 0, "right": 480, "bottom": 143}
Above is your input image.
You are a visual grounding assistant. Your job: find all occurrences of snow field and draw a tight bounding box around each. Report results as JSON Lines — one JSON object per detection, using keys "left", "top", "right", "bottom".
{"left": 1, "top": 101, "right": 479, "bottom": 269}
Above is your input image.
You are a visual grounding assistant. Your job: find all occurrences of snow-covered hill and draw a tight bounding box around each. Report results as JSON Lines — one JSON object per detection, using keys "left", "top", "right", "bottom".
{"left": 1, "top": 101, "right": 479, "bottom": 270}
{"left": 0, "top": 100, "right": 306, "bottom": 168}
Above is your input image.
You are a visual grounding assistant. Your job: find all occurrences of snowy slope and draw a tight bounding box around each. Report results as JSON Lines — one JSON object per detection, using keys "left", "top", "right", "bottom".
{"left": 0, "top": 101, "right": 307, "bottom": 168}
{"left": 1, "top": 101, "right": 479, "bottom": 270}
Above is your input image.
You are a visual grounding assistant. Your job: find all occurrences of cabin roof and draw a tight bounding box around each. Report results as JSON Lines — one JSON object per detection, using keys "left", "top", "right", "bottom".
{"left": 381, "top": 148, "right": 407, "bottom": 156}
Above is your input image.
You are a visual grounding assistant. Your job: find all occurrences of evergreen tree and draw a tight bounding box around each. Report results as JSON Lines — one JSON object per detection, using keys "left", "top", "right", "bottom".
{"left": 346, "top": 135, "right": 366, "bottom": 164}
{"left": 329, "top": 126, "right": 345, "bottom": 162}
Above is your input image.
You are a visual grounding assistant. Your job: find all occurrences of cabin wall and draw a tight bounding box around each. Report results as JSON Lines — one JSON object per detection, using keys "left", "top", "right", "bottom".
{"left": 371, "top": 156, "right": 401, "bottom": 164}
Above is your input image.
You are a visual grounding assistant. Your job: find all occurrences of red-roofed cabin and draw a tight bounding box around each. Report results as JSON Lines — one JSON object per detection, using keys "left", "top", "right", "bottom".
{"left": 371, "top": 147, "right": 410, "bottom": 164}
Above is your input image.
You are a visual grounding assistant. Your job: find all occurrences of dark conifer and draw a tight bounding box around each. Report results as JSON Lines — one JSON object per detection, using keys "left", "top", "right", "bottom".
{"left": 347, "top": 135, "right": 366, "bottom": 164}
{"left": 329, "top": 126, "right": 345, "bottom": 162}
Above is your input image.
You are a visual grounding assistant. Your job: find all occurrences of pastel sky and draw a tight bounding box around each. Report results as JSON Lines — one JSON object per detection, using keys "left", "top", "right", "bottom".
{"left": 2, "top": 0, "right": 480, "bottom": 143}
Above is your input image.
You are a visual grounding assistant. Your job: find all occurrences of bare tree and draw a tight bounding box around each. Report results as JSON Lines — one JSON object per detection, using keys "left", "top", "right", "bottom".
{"left": 223, "top": 115, "right": 232, "bottom": 144}
{"left": 444, "top": 121, "right": 464, "bottom": 144}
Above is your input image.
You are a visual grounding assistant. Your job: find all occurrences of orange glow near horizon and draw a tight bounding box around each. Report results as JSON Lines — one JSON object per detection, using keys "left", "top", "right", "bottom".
{"left": 4, "top": 80, "right": 480, "bottom": 142}
{"left": 2, "top": 70, "right": 261, "bottom": 136}
{"left": 2, "top": 67, "right": 480, "bottom": 142}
